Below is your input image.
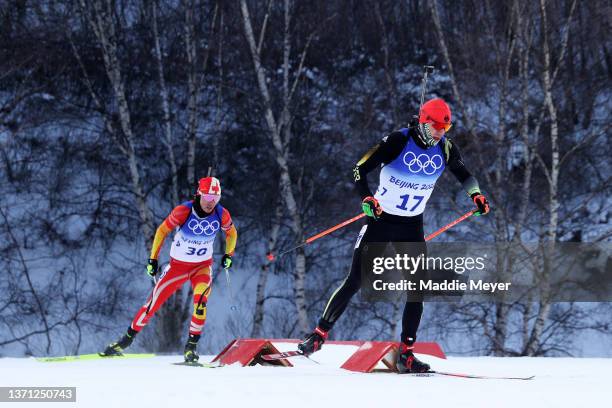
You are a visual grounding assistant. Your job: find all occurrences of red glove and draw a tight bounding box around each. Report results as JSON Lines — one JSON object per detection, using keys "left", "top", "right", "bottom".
{"left": 471, "top": 193, "right": 490, "bottom": 216}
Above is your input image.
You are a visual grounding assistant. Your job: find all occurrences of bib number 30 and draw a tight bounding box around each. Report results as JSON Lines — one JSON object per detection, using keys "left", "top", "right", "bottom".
{"left": 186, "top": 247, "right": 207, "bottom": 256}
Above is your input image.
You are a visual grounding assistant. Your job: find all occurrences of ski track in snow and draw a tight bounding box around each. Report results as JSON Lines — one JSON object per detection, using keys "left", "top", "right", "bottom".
{"left": 1, "top": 342, "right": 610, "bottom": 408}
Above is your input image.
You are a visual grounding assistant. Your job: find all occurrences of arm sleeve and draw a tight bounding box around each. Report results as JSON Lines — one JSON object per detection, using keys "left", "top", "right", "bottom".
{"left": 149, "top": 204, "right": 191, "bottom": 259}
{"left": 444, "top": 139, "right": 482, "bottom": 197}
{"left": 221, "top": 208, "right": 237, "bottom": 256}
{"left": 353, "top": 131, "right": 407, "bottom": 199}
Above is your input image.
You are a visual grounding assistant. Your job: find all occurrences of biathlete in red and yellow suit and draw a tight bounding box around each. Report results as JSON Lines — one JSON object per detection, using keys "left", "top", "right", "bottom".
{"left": 101, "top": 176, "right": 237, "bottom": 363}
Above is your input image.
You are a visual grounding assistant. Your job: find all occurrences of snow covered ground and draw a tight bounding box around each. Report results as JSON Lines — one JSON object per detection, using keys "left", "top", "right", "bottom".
{"left": 1, "top": 342, "right": 610, "bottom": 408}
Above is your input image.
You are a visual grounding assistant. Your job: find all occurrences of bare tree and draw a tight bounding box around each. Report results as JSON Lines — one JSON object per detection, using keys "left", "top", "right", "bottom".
{"left": 151, "top": 1, "right": 180, "bottom": 205}
{"left": 373, "top": 0, "right": 401, "bottom": 126}
{"left": 0, "top": 205, "right": 52, "bottom": 353}
{"left": 185, "top": 0, "right": 218, "bottom": 186}
{"left": 239, "top": 0, "right": 316, "bottom": 334}
{"left": 77, "top": 0, "right": 154, "bottom": 240}
{"left": 251, "top": 197, "right": 283, "bottom": 337}
{"left": 524, "top": 0, "right": 577, "bottom": 356}
{"left": 1, "top": 0, "right": 609, "bottom": 358}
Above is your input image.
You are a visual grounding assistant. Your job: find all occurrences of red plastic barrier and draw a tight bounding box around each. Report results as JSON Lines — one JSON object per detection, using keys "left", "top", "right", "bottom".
{"left": 270, "top": 339, "right": 445, "bottom": 359}
{"left": 340, "top": 341, "right": 399, "bottom": 373}
{"left": 413, "top": 342, "right": 446, "bottom": 359}
{"left": 211, "top": 338, "right": 445, "bottom": 371}
{"left": 340, "top": 341, "right": 446, "bottom": 373}
{"left": 212, "top": 339, "right": 292, "bottom": 367}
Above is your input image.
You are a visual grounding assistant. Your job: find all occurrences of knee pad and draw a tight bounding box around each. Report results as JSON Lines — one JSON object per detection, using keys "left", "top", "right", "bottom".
{"left": 193, "top": 303, "right": 207, "bottom": 318}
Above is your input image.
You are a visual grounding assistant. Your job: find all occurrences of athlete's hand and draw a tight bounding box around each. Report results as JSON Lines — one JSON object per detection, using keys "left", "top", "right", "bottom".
{"left": 362, "top": 196, "right": 382, "bottom": 219}
{"left": 221, "top": 254, "right": 233, "bottom": 269}
{"left": 471, "top": 193, "right": 490, "bottom": 216}
{"left": 146, "top": 258, "right": 159, "bottom": 277}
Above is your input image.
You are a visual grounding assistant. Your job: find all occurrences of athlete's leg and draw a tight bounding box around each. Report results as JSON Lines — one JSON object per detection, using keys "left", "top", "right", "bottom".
{"left": 395, "top": 215, "right": 426, "bottom": 344}
{"left": 298, "top": 219, "right": 392, "bottom": 355}
{"left": 400, "top": 302, "right": 424, "bottom": 343}
{"left": 318, "top": 219, "right": 389, "bottom": 331}
{"left": 102, "top": 261, "right": 191, "bottom": 356}
{"left": 317, "top": 226, "right": 367, "bottom": 331}
{"left": 129, "top": 261, "right": 191, "bottom": 333}
{"left": 391, "top": 216, "right": 430, "bottom": 372}
{"left": 297, "top": 225, "right": 369, "bottom": 354}
{"left": 299, "top": 218, "right": 399, "bottom": 354}
{"left": 181, "top": 264, "right": 212, "bottom": 362}
{"left": 188, "top": 265, "right": 212, "bottom": 336}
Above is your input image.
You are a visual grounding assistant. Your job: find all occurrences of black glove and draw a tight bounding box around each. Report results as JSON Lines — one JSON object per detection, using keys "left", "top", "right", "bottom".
{"left": 221, "top": 254, "right": 233, "bottom": 269}
{"left": 146, "top": 258, "right": 159, "bottom": 277}
{"left": 471, "top": 193, "right": 490, "bottom": 216}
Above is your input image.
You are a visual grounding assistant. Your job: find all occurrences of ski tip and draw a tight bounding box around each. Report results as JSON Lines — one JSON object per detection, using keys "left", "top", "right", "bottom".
{"left": 172, "top": 361, "right": 220, "bottom": 368}
{"left": 427, "top": 371, "right": 536, "bottom": 380}
{"left": 37, "top": 353, "right": 155, "bottom": 362}
{"left": 260, "top": 350, "right": 304, "bottom": 361}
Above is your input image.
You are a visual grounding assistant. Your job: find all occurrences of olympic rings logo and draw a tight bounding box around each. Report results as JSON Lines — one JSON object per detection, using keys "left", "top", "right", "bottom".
{"left": 402, "top": 152, "right": 444, "bottom": 175}
{"left": 187, "top": 219, "right": 220, "bottom": 236}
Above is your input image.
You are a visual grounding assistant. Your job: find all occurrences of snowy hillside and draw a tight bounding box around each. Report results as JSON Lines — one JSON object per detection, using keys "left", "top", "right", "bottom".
{"left": 1, "top": 342, "right": 610, "bottom": 408}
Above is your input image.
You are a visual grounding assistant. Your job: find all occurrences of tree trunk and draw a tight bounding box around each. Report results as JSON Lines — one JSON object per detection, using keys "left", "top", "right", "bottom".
{"left": 151, "top": 1, "right": 179, "bottom": 205}
{"left": 79, "top": 0, "right": 154, "bottom": 241}
{"left": 525, "top": 0, "right": 575, "bottom": 355}
{"left": 239, "top": 0, "right": 310, "bottom": 334}
{"left": 251, "top": 197, "right": 283, "bottom": 337}
{"left": 428, "top": 0, "right": 477, "bottom": 138}
{"left": 185, "top": 1, "right": 198, "bottom": 186}
{"left": 185, "top": 1, "right": 218, "bottom": 184}
{"left": 516, "top": 3, "right": 536, "bottom": 350}
{"left": 490, "top": 0, "right": 520, "bottom": 356}
{"left": 373, "top": 1, "right": 400, "bottom": 125}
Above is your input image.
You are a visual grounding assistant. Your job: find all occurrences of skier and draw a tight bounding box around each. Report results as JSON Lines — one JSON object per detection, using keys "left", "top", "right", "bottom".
{"left": 297, "top": 98, "right": 489, "bottom": 373}
{"left": 101, "top": 176, "right": 237, "bottom": 363}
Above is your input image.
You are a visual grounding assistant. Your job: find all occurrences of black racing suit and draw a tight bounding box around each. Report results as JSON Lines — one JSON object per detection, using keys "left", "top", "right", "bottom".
{"left": 317, "top": 126, "right": 480, "bottom": 344}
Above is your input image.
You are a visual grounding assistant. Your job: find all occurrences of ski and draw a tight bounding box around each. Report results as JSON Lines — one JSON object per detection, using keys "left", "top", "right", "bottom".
{"left": 37, "top": 353, "right": 156, "bottom": 363}
{"left": 172, "top": 361, "right": 221, "bottom": 368}
{"left": 260, "top": 350, "right": 304, "bottom": 361}
{"left": 407, "top": 370, "right": 534, "bottom": 380}
{"left": 260, "top": 350, "right": 320, "bottom": 364}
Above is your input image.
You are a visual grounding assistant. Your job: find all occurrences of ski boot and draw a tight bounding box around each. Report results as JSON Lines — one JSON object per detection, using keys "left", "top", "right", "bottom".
{"left": 184, "top": 334, "right": 200, "bottom": 363}
{"left": 297, "top": 327, "right": 328, "bottom": 356}
{"left": 396, "top": 341, "right": 430, "bottom": 374}
{"left": 100, "top": 328, "right": 137, "bottom": 357}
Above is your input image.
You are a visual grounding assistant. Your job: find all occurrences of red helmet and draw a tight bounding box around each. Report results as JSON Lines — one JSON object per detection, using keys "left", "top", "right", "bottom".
{"left": 197, "top": 177, "right": 221, "bottom": 203}
{"left": 419, "top": 98, "right": 452, "bottom": 131}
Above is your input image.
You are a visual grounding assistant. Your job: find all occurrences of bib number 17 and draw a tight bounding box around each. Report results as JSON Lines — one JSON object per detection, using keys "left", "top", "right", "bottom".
{"left": 396, "top": 194, "right": 424, "bottom": 212}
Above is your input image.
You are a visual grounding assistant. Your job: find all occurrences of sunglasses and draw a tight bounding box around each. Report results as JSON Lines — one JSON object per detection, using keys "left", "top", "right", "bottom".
{"left": 429, "top": 121, "right": 452, "bottom": 132}
{"left": 199, "top": 193, "right": 220, "bottom": 204}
